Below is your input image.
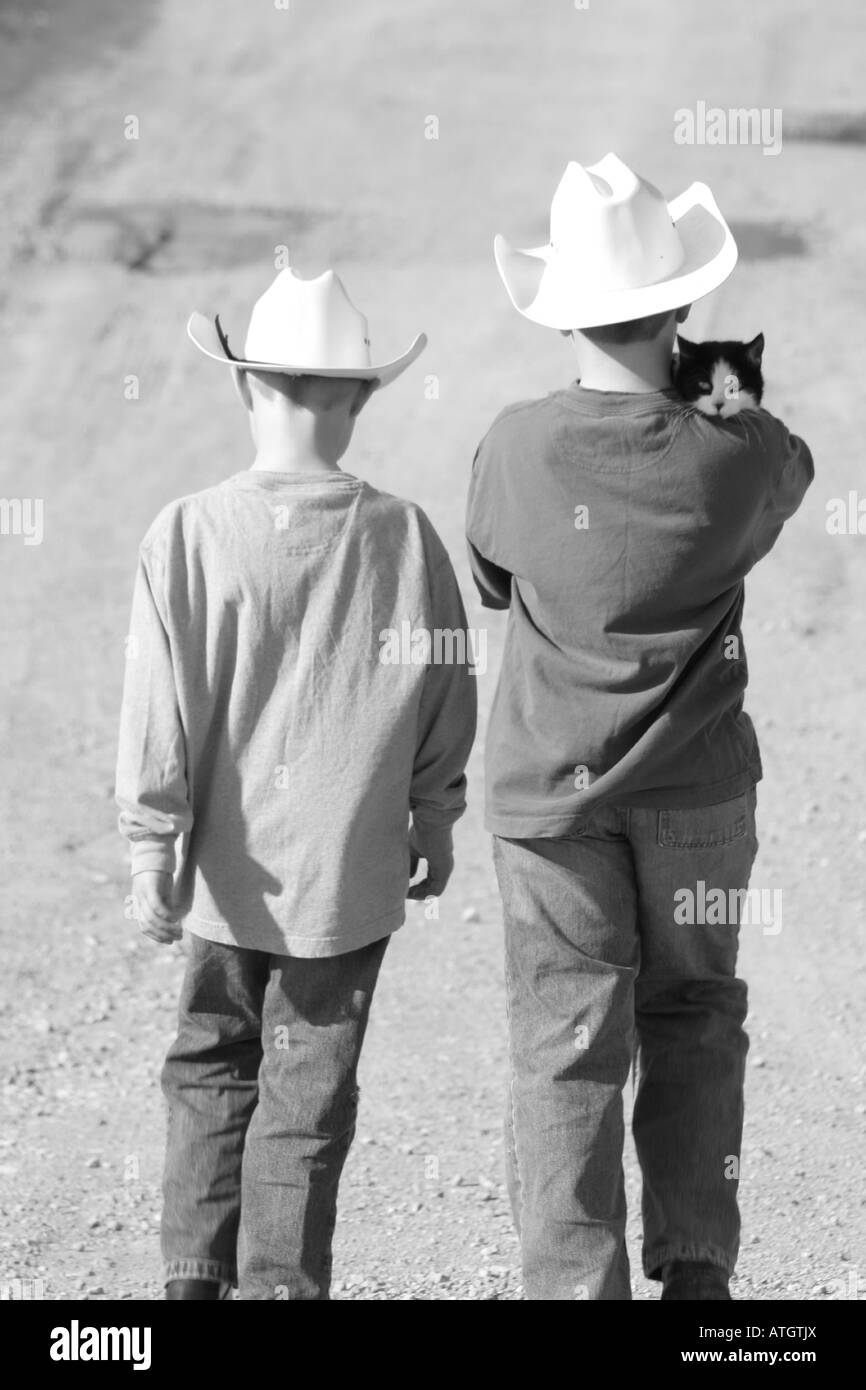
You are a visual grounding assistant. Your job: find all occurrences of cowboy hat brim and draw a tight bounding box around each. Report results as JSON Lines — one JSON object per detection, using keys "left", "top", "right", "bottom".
{"left": 186, "top": 312, "right": 427, "bottom": 390}
{"left": 494, "top": 181, "right": 738, "bottom": 329}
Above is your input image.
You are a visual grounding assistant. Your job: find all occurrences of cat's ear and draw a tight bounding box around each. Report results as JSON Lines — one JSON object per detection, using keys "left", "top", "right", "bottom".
{"left": 745, "top": 332, "right": 764, "bottom": 367}
{"left": 676, "top": 335, "right": 698, "bottom": 357}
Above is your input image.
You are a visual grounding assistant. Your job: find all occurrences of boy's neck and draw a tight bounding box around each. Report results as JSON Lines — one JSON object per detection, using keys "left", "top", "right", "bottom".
{"left": 574, "top": 336, "right": 676, "bottom": 394}
{"left": 249, "top": 413, "right": 345, "bottom": 475}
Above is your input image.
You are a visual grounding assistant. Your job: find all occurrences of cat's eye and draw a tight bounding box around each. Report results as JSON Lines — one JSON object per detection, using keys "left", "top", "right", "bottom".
{"left": 696, "top": 379, "right": 712, "bottom": 392}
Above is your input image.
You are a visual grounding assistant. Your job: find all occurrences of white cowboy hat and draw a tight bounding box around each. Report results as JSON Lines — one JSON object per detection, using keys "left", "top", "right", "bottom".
{"left": 188, "top": 265, "right": 427, "bottom": 389}
{"left": 494, "top": 153, "right": 738, "bottom": 329}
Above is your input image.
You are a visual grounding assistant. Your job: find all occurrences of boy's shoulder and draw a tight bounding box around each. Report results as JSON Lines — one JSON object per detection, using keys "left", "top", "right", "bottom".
{"left": 683, "top": 405, "right": 811, "bottom": 481}
{"left": 139, "top": 480, "right": 231, "bottom": 554}
{"left": 730, "top": 404, "right": 803, "bottom": 450}
{"left": 475, "top": 389, "right": 596, "bottom": 472}
{"left": 357, "top": 480, "right": 451, "bottom": 566}
{"left": 479, "top": 393, "right": 558, "bottom": 447}
{"left": 478, "top": 391, "right": 804, "bottom": 473}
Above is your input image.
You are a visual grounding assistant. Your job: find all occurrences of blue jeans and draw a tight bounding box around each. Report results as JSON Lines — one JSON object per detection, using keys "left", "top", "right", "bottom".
{"left": 493, "top": 788, "right": 758, "bottom": 1301}
{"left": 160, "top": 930, "right": 388, "bottom": 1299}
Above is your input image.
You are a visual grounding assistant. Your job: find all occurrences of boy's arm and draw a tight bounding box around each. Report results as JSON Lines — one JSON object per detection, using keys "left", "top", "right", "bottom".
{"left": 752, "top": 412, "right": 815, "bottom": 561}
{"left": 115, "top": 541, "right": 193, "bottom": 881}
{"left": 467, "top": 539, "right": 513, "bottom": 610}
{"left": 466, "top": 442, "right": 513, "bottom": 609}
{"left": 408, "top": 551, "right": 478, "bottom": 898}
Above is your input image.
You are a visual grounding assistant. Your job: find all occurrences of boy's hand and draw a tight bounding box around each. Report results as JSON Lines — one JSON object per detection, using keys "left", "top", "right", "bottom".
{"left": 407, "top": 825, "right": 454, "bottom": 900}
{"left": 130, "top": 870, "right": 182, "bottom": 944}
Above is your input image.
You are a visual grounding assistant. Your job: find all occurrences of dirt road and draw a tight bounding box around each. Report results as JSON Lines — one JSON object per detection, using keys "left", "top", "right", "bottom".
{"left": 0, "top": 0, "right": 863, "bottom": 1300}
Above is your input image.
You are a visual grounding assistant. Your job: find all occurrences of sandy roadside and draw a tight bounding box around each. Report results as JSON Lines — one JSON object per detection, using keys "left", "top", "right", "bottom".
{"left": 0, "top": 0, "right": 863, "bottom": 1301}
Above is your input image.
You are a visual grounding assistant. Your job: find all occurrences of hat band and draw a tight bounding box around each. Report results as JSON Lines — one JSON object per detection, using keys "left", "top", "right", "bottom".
{"left": 214, "top": 315, "right": 239, "bottom": 360}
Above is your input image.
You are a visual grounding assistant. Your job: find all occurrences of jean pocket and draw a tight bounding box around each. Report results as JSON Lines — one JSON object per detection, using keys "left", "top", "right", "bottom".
{"left": 657, "top": 792, "right": 750, "bottom": 849}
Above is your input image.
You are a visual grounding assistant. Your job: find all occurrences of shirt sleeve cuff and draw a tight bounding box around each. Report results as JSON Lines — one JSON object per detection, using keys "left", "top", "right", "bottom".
{"left": 410, "top": 814, "right": 459, "bottom": 844}
{"left": 130, "top": 839, "right": 177, "bottom": 876}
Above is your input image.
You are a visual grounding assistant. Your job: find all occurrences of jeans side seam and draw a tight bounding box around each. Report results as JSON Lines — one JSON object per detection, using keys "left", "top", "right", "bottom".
{"left": 502, "top": 933, "right": 523, "bottom": 1231}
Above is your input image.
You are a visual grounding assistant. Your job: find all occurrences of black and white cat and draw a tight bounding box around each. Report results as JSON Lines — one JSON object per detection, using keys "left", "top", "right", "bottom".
{"left": 673, "top": 333, "right": 764, "bottom": 417}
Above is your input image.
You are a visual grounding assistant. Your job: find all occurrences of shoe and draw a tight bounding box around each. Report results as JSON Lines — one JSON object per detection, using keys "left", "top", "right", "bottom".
{"left": 165, "top": 1278, "right": 224, "bottom": 1300}
{"left": 661, "top": 1260, "right": 732, "bottom": 1301}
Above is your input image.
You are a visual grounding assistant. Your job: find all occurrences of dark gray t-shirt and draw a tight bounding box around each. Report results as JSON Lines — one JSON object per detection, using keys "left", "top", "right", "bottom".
{"left": 466, "top": 384, "right": 814, "bottom": 836}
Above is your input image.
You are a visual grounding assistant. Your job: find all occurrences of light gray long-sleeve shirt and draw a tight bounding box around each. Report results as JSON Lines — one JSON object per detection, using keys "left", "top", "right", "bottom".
{"left": 116, "top": 469, "right": 477, "bottom": 956}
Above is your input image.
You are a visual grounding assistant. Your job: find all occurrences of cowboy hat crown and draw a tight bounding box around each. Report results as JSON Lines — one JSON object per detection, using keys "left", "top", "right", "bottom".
{"left": 188, "top": 265, "right": 426, "bottom": 389}
{"left": 494, "top": 152, "right": 737, "bottom": 329}
{"left": 548, "top": 158, "right": 685, "bottom": 291}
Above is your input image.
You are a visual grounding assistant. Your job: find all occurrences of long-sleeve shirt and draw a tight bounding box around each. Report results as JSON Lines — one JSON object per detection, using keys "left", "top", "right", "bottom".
{"left": 116, "top": 468, "right": 477, "bottom": 956}
{"left": 466, "top": 384, "right": 814, "bottom": 837}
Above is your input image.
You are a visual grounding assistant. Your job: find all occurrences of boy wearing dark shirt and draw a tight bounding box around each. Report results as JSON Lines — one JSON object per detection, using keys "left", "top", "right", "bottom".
{"left": 467, "top": 155, "right": 813, "bottom": 1300}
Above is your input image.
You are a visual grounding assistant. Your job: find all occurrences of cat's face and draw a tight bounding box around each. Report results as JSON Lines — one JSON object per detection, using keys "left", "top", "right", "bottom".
{"left": 674, "top": 333, "right": 764, "bottom": 417}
